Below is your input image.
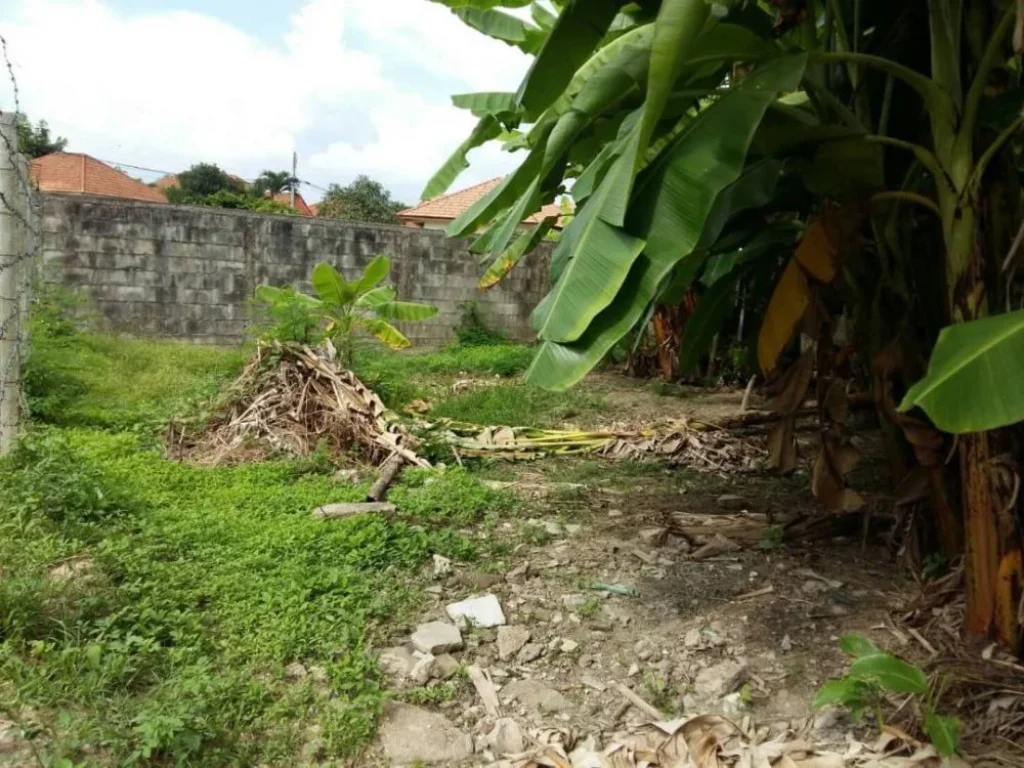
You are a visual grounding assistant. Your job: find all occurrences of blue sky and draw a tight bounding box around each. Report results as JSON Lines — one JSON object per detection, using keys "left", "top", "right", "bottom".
{"left": 0, "top": 0, "right": 532, "bottom": 203}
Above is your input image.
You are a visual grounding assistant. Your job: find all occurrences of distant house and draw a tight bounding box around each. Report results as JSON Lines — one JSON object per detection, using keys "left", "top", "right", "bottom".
{"left": 397, "top": 177, "right": 563, "bottom": 231}
{"left": 272, "top": 192, "right": 315, "bottom": 217}
{"left": 153, "top": 172, "right": 249, "bottom": 191}
{"left": 31, "top": 153, "right": 167, "bottom": 204}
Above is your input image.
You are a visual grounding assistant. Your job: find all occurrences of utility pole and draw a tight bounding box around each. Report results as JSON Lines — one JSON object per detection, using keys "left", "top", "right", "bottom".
{"left": 291, "top": 151, "right": 297, "bottom": 208}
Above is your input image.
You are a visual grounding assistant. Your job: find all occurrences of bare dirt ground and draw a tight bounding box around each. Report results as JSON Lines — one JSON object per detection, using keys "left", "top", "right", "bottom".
{"left": 363, "top": 385, "right": 954, "bottom": 767}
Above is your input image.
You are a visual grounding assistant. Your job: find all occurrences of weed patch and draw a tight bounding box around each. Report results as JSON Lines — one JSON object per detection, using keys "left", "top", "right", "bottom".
{"left": 428, "top": 383, "right": 605, "bottom": 428}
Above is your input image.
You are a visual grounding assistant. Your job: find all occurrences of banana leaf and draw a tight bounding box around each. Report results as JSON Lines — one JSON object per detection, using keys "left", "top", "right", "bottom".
{"left": 421, "top": 115, "right": 503, "bottom": 201}
{"left": 900, "top": 310, "right": 1024, "bottom": 433}
{"left": 479, "top": 216, "right": 557, "bottom": 289}
{"left": 526, "top": 54, "right": 807, "bottom": 390}
{"left": 515, "top": 0, "right": 623, "bottom": 115}
{"left": 679, "top": 264, "right": 746, "bottom": 374}
{"left": 451, "top": 92, "right": 520, "bottom": 118}
{"left": 454, "top": 8, "right": 544, "bottom": 52}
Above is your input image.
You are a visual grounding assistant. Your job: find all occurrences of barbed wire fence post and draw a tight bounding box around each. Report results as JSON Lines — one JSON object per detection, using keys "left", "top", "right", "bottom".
{"left": 0, "top": 110, "right": 35, "bottom": 456}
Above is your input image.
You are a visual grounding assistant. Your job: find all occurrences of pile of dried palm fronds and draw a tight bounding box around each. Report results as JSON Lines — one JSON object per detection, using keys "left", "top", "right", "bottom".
{"left": 419, "top": 418, "right": 765, "bottom": 473}
{"left": 167, "top": 342, "right": 427, "bottom": 468}
{"left": 504, "top": 713, "right": 966, "bottom": 767}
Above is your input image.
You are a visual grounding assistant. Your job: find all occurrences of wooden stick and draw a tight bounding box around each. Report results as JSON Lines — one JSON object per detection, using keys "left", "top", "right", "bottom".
{"left": 611, "top": 681, "right": 665, "bottom": 721}
{"left": 466, "top": 665, "right": 501, "bottom": 717}
{"left": 368, "top": 453, "right": 404, "bottom": 501}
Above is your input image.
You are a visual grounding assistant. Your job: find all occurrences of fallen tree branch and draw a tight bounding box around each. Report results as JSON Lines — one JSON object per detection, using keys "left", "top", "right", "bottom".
{"left": 368, "top": 453, "right": 405, "bottom": 502}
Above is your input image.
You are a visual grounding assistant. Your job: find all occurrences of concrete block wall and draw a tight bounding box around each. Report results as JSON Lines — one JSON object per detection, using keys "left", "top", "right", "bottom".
{"left": 40, "top": 194, "right": 551, "bottom": 346}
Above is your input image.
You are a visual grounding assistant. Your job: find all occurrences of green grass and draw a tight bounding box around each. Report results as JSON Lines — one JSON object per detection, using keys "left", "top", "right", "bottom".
{"left": 8, "top": 320, "right": 531, "bottom": 764}
{"left": 0, "top": 429, "right": 514, "bottom": 764}
{"left": 26, "top": 332, "right": 247, "bottom": 429}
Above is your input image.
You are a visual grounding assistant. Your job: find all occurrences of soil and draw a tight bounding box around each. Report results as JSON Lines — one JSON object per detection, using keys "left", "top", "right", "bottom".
{"left": 364, "top": 387, "right": 920, "bottom": 766}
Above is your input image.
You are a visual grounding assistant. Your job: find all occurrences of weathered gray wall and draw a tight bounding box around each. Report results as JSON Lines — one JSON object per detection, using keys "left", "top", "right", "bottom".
{"left": 40, "top": 194, "right": 550, "bottom": 346}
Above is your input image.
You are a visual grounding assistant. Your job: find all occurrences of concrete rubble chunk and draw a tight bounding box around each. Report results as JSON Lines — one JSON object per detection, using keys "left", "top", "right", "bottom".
{"left": 411, "top": 621, "right": 464, "bottom": 654}
{"left": 497, "top": 626, "right": 531, "bottom": 661}
{"left": 487, "top": 717, "right": 525, "bottom": 756}
{"left": 516, "top": 643, "right": 544, "bottom": 664}
{"left": 433, "top": 653, "right": 460, "bottom": 680}
{"left": 446, "top": 593, "right": 506, "bottom": 628}
{"left": 379, "top": 702, "right": 473, "bottom": 764}
{"left": 410, "top": 653, "right": 436, "bottom": 685}
{"left": 501, "top": 679, "right": 572, "bottom": 715}
{"left": 433, "top": 554, "right": 453, "bottom": 577}
{"left": 695, "top": 659, "right": 749, "bottom": 698}
{"left": 379, "top": 646, "right": 418, "bottom": 680}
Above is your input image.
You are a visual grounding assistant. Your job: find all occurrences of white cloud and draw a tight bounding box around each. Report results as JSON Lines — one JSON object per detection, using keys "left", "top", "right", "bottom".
{"left": 0, "top": 0, "right": 530, "bottom": 200}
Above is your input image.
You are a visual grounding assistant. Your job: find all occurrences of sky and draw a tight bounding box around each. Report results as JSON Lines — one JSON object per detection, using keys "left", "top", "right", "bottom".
{"left": 0, "top": 0, "right": 532, "bottom": 204}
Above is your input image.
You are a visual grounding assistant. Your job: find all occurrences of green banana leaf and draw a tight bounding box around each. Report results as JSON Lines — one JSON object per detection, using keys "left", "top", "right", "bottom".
{"left": 701, "top": 224, "right": 798, "bottom": 286}
{"left": 311, "top": 262, "right": 356, "bottom": 307}
{"left": 679, "top": 264, "right": 745, "bottom": 374}
{"left": 479, "top": 216, "right": 557, "bottom": 289}
{"left": 363, "top": 318, "right": 412, "bottom": 349}
{"left": 374, "top": 301, "right": 439, "bottom": 323}
{"left": 531, "top": 2, "right": 556, "bottom": 30}
{"left": 356, "top": 255, "right": 390, "bottom": 294}
{"left": 430, "top": 0, "right": 531, "bottom": 7}
{"left": 639, "top": 0, "right": 711, "bottom": 160}
{"left": 356, "top": 286, "right": 397, "bottom": 307}
{"left": 515, "top": 0, "right": 623, "bottom": 115}
{"left": 421, "top": 115, "right": 503, "bottom": 200}
{"left": 453, "top": 8, "right": 544, "bottom": 52}
{"left": 451, "top": 92, "right": 520, "bottom": 118}
{"left": 526, "top": 54, "right": 807, "bottom": 390}
{"left": 900, "top": 310, "right": 1024, "bottom": 433}
{"left": 531, "top": 124, "right": 645, "bottom": 343}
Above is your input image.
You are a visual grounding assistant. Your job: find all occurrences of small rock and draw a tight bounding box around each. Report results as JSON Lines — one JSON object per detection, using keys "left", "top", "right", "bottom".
{"left": 517, "top": 643, "right": 544, "bottom": 663}
{"left": 379, "top": 702, "right": 473, "bottom": 764}
{"left": 638, "top": 527, "right": 669, "bottom": 548}
{"left": 608, "top": 508, "right": 623, "bottom": 517}
{"left": 47, "top": 557, "right": 94, "bottom": 583}
{"left": 379, "top": 646, "right": 417, "bottom": 680}
{"left": 561, "top": 594, "right": 586, "bottom": 611}
{"left": 634, "top": 639, "right": 653, "bottom": 661}
{"left": 487, "top": 717, "right": 525, "bottom": 755}
{"left": 412, "top": 621, "right": 464, "bottom": 654}
{"left": 490, "top": 667, "right": 509, "bottom": 679}
{"left": 425, "top": 584, "right": 443, "bottom": 595}
{"left": 433, "top": 554, "right": 453, "bottom": 577}
{"left": 627, "top": 663, "right": 640, "bottom": 677}
{"left": 564, "top": 524, "right": 582, "bottom": 536}
{"left": 780, "top": 634, "right": 793, "bottom": 652}
{"left": 447, "top": 594, "right": 507, "bottom": 629}
{"left": 550, "top": 611, "right": 564, "bottom": 625}
{"left": 695, "top": 660, "right": 749, "bottom": 698}
{"left": 802, "top": 579, "right": 830, "bottom": 596}
{"left": 433, "top": 653, "right": 460, "bottom": 680}
{"left": 683, "top": 628, "right": 702, "bottom": 648}
{"left": 410, "top": 654, "right": 436, "bottom": 685}
{"left": 560, "top": 638, "right": 579, "bottom": 654}
{"left": 332, "top": 468, "right": 360, "bottom": 483}
{"left": 502, "top": 679, "right": 572, "bottom": 714}
{"left": 543, "top": 521, "right": 563, "bottom": 536}
{"left": 284, "top": 661, "right": 308, "bottom": 681}
{"left": 497, "top": 626, "right": 531, "bottom": 661}
{"left": 719, "top": 691, "right": 746, "bottom": 718}
{"left": 716, "top": 493, "right": 748, "bottom": 510}
{"left": 506, "top": 562, "right": 531, "bottom": 583}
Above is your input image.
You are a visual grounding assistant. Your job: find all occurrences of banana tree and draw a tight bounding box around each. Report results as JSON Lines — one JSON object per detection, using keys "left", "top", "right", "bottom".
{"left": 430, "top": 0, "right": 1023, "bottom": 650}
{"left": 257, "top": 255, "right": 438, "bottom": 366}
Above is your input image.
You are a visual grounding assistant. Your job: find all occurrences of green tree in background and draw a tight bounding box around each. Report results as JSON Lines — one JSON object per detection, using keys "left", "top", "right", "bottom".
{"left": 253, "top": 170, "right": 299, "bottom": 198}
{"left": 316, "top": 175, "right": 406, "bottom": 224}
{"left": 165, "top": 163, "right": 245, "bottom": 202}
{"left": 17, "top": 116, "right": 68, "bottom": 158}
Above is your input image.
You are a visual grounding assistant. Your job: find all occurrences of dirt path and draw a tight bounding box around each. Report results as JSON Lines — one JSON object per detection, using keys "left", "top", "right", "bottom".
{"left": 368, "top": 459, "right": 907, "bottom": 766}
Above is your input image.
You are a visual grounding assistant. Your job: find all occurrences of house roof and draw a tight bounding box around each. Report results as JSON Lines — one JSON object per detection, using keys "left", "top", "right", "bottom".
{"left": 398, "top": 177, "right": 563, "bottom": 226}
{"left": 32, "top": 153, "right": 167, "bottom": 204}
{"left": 154, "top": 172, "right": 250, "bottom": 190}
{"left": 273, "top": 192, "right": 314, "bottom": 217}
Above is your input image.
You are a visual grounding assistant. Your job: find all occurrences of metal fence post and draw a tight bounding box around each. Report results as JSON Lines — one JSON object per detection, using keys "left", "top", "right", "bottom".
{"left": 0, "top": 111, "right": 22, "bottom": 455}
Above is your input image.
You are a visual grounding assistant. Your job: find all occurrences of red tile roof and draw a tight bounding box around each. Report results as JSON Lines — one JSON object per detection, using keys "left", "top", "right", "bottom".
{"left": 32, "top": 153, "right": 167, "bottom": 203}
{"left": 273, "top": 192, "right": 314, "bottom": 217}
{"left": 398, "top": 177, "right": 563, "bottom": 226}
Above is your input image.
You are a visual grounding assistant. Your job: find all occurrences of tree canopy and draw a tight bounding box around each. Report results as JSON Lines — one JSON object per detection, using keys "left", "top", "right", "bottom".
{"left": 316, "top": 175, "right": 407, "bottom": 224}
{"left": 253, "top": 170, "right": 299, "bottom": 198}
{"left": 163, "top": 163, "right": 294, "bottom": 214}
{"left": 17, "top": 116, "right": 68, "bottom": 158}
